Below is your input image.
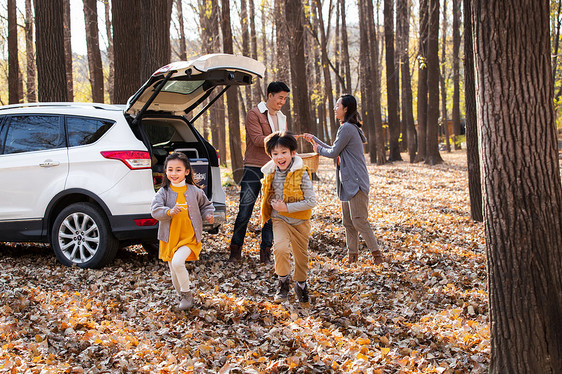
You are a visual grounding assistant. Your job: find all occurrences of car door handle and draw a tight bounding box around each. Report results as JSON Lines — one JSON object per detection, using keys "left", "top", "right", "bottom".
{"left": 39, "top": 159, "right": 61, "bottom": 167}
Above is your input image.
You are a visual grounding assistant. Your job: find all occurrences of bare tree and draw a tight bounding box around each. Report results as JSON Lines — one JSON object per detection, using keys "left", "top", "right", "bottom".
{"left": 248, "top": 0, "right": 262, "bottom": 101}
{"left": 176, "top": 0, "right": 188, "bottom": 61}
{"left": 286, "top": 0, "right": 314, "bottom": 150}
{"left": 416, "top": 0, "right": 429, "bottom": 161}
{"left": 84, "top": 0, "right": 104, "bottom": 103}
{"left": 384, "top": 0, "right": 402, "bottom": 161}
{"left": 439, "top": 0, "right": 451, "bottom": 152}
{"left": 140, "top": 0, "right": 172, "bottom": 80}
{"left": 275, "top": 0, "right": 293, "bottom": 129}
{"left": 315, "top": 0, "right": 337, "bottom": 141}
{"left": 35, "top": 0, "right": 68, "bottom": 102}
{"left": 25, "top": 0, "right": 36, "bottom": 103}
{"left": 63, "top": 0, "right": 73, "bottom": 100}
{"left": 240, "top": 0, "right": 252, "bottom": 109}
{"left": 473, "top": 0, "right": 562, "bottom": 370}
{"left": 425, "top": 0, "right": 443, "bottom": 165}
{"left": 451, "top": 0, "right": 461, "bottom": 149}
{"left": 220, "top": 0, "right": 244, "bottom": 183}
{"left": 8, "top": 0, "right": 20, "bottom": 104}
{"left": 103, "top": 0, "right": 115, "bottom": 103}
{"left": 340, "top": 0, "right": 352, "bottom": 93}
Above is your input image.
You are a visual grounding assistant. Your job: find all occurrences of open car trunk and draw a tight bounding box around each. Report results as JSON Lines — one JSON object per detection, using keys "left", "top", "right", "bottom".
{"left": 124, "top": 54, "right": 265, "bottom": 195}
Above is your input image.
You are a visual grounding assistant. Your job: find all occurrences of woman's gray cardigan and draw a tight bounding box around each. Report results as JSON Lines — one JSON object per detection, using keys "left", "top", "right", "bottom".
{"left": 151, "top": 184, "right": 215, "bottom": 243}
{"left": 312, "top": 122, "right": 370, "bottom": 201}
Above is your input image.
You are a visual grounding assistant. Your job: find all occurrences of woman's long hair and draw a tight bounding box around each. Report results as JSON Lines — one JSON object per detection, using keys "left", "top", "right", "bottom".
{"left": 161, "top": 152, "right": 197, "bottom": 189}
{"left": 340, "top": 94, "right": 362, "bottom": 127}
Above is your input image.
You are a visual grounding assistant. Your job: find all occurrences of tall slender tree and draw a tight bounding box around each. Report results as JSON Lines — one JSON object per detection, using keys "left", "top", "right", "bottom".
{"left": 275, "top": 0, "right": 293, "bottom": 129}
{"left": 220, "top": 0, "right": 244, "bottom": 183}
{"left": 340, "top": 0, "right": 352, "bottom": 93}
{"left": 397, "top": 0, "right": 416, "bottom": 161}
{"left": 63, "top": 0, "right": 73, "bottom": 101}
{"left": 8, "top": 0, "right": 20, "bottom": 104}
{"left": 463, "top": 0, "right": 482, "bottom": 221}
{"left": 25, "top": 0, "right": 36, "bottom": 103}
{"left": 240, "top": 0, "right": 252, "bottom": 109}
{"left": 451, "top": 0, "right": 461, "bottom": 149}
{"left": 84, "top": 0, "right": 104, "bottom": 103}
{"left": 35, "top": 0, "right": 68, "bottom": 102}
{"left": 249, "top": 0, "right": 262, "bottom": 101}
{"left": 176, "top": 0, "right": 188, "bottom": 61}
{"left": 104, "top": 0, "right": 115, "bottom": 103}
{"left": 384, "top": 0, "right": 402, "bottom": 161}
{"left": 425, "top": 0, "right": 443, "bottom": 165}
{"left": 286, "top": 0, "right": 314, "bottom": 151}
{"left": 416, "top": 0, "right": 429, "bottom": 161}
{"left": 473, "top": 0, "right": 562, "bottom": 370}
{"left": 439, "top": 0, "right": 451, "bottom": 152}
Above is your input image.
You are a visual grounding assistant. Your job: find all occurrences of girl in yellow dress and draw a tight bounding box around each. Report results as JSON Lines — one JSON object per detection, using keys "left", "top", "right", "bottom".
{"left": 151, "top": 152, "right": 215, "bottom": 310}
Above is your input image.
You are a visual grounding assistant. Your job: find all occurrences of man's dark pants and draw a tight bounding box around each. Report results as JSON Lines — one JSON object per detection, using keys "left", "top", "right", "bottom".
{"left": 230, "top": 166, "right": 273, "bottom": 250}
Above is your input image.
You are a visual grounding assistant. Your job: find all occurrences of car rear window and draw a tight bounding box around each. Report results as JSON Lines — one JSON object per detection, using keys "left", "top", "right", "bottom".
{"left": 2, "top": 115, "right": 64, "bottom": 154}
{"left": 66, "top": 116, "right": 115, "bottom": 147}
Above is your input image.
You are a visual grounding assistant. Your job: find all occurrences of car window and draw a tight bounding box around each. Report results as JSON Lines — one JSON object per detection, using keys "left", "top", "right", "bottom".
{"left": 3, "top": 115, "right": 65, "bottom": 155}
{"left": 143, "top": 121, "right": 177, "bottom": 145}
{"left": 66, "top": 116, "right": 115, "bottom": 147}
{"left": 0, "top": 116, "right": 6, "bottom": 154}
{"left": 161, "top": 80, "right": 204, "bottom": 95}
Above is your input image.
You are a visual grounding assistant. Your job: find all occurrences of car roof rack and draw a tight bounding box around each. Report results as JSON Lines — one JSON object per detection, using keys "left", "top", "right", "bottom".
{"left": 0, "top": 102, "right": 123, "bottom": 111}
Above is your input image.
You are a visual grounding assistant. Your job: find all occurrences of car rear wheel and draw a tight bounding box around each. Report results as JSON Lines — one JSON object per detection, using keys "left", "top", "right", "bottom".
{"left": 51, "top": 202, "right": 119, "bottom": 268}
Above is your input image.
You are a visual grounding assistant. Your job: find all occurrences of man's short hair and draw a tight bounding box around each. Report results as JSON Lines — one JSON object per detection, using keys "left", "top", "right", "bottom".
{"left": 264, "top": 131, "right": 298, "bottom": 156}
{"left": 267, "top": 81, "right": 290, "bottom": 96}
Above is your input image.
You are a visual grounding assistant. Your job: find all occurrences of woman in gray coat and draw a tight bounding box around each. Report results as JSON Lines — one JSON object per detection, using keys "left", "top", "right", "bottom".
{"left": 303, "top": 94, "right": 384, "bottom": 264}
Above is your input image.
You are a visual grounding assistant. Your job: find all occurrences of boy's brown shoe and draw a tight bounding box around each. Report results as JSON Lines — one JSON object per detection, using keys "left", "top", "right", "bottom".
{"left": 274, "top": 277, "right": 290, "bottom": 303}
{"left": 227, "top": 244, "right": 242, "bottom": 262}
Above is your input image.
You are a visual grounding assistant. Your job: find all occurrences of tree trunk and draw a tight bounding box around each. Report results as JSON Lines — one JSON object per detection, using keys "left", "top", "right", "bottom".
{"left": 463, "top": 0, "right": 482, "bottom": 222}
{"left": 140, "top": 0, "right": 172, "bottom": 81}
{"left": 240, "top": 0, "right": 252, "bottom": 111}
{"left": 261, "top": 2, "right": 269, "bottom": 97}
{"left": 112, "top": 0, "right": 142, "bottom": 103}
{"left": 398, "top": 0, "right": 417, "bottom": 162}
{"left": 359, "top": 0, "right": 374, "bottom": 163}
{"left": 286, "top": 0, "right": 314, "bottom": 152}
{"left": 84, "top": 0, "right": 104, "bottom": 103}
{"left": 275, "top": 0, "right": 293, "bottom": 129}
{"left": 221, "top": 0, "right": 244, "bottom": 183}
{"left": 35, "top": 0, "right": 68, "bottom": 102}
{"left": 315, "top": 0, "right": 337, "bottom": 141}
{"left": 8, "top": 0, "right": 20, "bottom": 104}
{"left": 311, "top": 1, "right": 329, "bottom": 141}
{"left": 473, "top": 1, "right": 562, "bottom": 371}
{"left": 25, "top": 0, "right": 36, "bottom": 103}
{"left": 425, "top": 0, "right": 443, "bottom": 165}
{"left": 452, "top": 0, "right": 461, "bottom": 149}
{"left": 367, "top": 0, "right": 386, "bottom": 165}
{"left": 176, "top": 0, "right": 187, "bottom": 61}
{"left": 104, "top": 0, "right": 115, "bottom": 104}
{"left": 384, "top": 0, "right": 402, "bottom": 161}
{"left": 416, "top": 0, "right": 429, "bottom": 161}
{"left": 340, "top": 0, "right": 352, "bottom": 93}
{"left": 249, "top": 0, "right": 262, "bottom": 102}
{"left": 63, "top": 0, "right": 73, "bottom": 101}
{"left": 335, "top": 1, "right": 341, "bottom": 97}
{"left": 440, "top": 0, "right": 451, "bottom": 152}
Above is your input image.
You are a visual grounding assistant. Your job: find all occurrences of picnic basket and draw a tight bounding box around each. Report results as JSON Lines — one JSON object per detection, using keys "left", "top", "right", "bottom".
{"left": 300, "top": 152, "right": 319, "bottom": 173}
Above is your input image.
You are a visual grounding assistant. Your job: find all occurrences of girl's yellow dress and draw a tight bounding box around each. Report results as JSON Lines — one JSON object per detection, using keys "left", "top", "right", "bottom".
{"left": 159, "top": 185, "right": 201, "bottom": 262}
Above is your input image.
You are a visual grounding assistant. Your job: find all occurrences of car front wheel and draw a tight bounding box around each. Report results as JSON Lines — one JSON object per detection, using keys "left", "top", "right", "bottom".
{"left": 51, "top": 202, "right": 119, "bottom": 268}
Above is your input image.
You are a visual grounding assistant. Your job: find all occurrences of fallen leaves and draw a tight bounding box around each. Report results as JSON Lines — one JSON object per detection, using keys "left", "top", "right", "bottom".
{"left": 0, "top": 150, "right": 489, "bottom": 373}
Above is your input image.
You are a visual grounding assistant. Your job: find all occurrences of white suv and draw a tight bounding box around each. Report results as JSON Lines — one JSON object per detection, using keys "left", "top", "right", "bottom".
{"left": 0, "top": 54, "right": 265, "bottom": 268}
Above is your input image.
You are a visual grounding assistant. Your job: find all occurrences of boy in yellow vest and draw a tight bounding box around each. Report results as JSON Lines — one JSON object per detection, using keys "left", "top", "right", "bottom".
{"left": 261, "top": 131, "right": 316, "bottom": 304}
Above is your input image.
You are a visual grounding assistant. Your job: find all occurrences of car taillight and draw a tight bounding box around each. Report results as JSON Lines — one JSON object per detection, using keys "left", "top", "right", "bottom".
{"left": 101, "top": 151, "right": 151, "bottom": 170}
{"left": 134, "top": 218, "right": 158, "bottom": 226}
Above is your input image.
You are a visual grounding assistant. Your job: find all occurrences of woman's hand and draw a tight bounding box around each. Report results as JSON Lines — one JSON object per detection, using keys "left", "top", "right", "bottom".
{"left": 271, "top": 199, "right": 288, "bottom": 212}
{"left": 205, "top": 214, "right": 215, "bottom": 224}
{"left": 302, "top": 133, "right": 314, "bottom": 142}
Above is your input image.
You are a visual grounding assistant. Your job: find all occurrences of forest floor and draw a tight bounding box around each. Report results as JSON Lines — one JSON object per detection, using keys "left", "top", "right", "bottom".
{"left": 0, "top": 150, "right": 490, "bottom": 373}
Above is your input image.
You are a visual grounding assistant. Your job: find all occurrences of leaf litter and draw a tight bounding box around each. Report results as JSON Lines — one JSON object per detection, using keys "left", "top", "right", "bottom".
{"left": 0, "top": 151, "right": 489, "bottom": 373}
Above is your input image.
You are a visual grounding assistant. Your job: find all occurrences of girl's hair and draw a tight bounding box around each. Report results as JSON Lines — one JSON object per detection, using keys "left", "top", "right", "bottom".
{"left": 161, "top": 152, "right": 196, "bottom": 189}
{"left": 340, "top": 94, "right": 362, "bottom": 127}
{"left": 264, "top": 131, "right": 298, "bottom": 156}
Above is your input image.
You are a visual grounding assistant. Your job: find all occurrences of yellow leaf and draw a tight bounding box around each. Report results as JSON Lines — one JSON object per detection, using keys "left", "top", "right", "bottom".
{"left": 380, "top": 347, "right": 390, "bottom": 356}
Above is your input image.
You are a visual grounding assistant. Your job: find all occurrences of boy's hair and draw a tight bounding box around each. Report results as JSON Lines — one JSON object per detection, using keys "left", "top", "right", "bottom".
{"left": 267, "top": 81, "right": 290, "bottom": 96}
{"left": 264, "top": 131, "right": 298, "bottom": 156}
{"left": 161, "top": 152, "right": 197, "bottom": 189}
